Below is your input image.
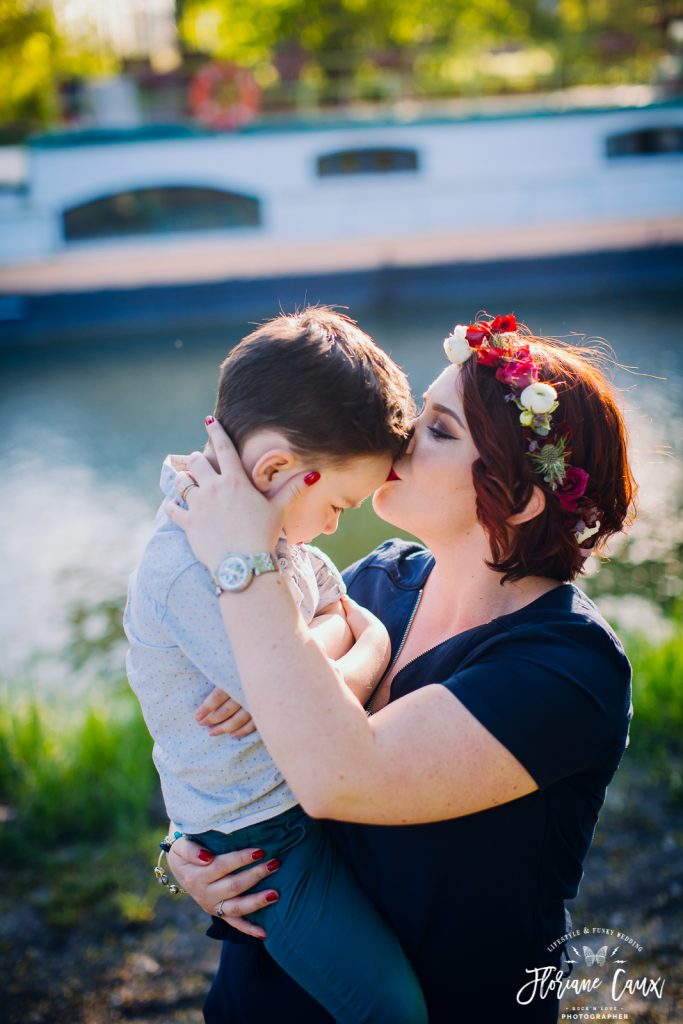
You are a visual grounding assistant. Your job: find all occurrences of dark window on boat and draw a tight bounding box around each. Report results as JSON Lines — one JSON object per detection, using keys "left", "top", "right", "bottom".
{"left": 606, "top": 127, "right": 683, "bottom": 158}
{"left": 63, "top": 186, "right": 261, "bottom": 241}
{"left": 317, "top": 147, "right": 419, "bottom": 177}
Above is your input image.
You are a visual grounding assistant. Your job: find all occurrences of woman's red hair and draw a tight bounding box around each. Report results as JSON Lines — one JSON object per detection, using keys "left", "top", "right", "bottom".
{"left": 459, "top": 331, "right": 637, "bottom": 583}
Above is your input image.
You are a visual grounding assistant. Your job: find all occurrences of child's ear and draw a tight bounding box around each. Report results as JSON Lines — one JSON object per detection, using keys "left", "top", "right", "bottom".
{"left": 251, "top": 448, "right": 299, "bottom": 492}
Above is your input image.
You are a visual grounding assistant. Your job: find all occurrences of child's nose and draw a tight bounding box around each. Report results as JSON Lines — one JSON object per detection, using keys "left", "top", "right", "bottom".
{"left": 323, "top": 512, "right": 340, "bottom": 534}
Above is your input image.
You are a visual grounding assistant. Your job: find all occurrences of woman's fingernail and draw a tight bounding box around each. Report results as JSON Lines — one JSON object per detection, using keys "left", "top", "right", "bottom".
{"left": 205, "top": 415, "right": 215, "bottom": 425}
{"left": 265, "top": 891, "right": 279, "bottom": 903}
{"left": 266, "top": 859, "right": 281, "bottom": 872}
{"left": 197, "top": 849, "right": 214, "bottom": 863}
{"left": 387, "top": 467, "right": 400, "bottom": 481}
{"left": 252, "top": 849, "right": 266, "bottom": 861}
{"left": 304, "top": 471, "right": 320, "bottom": 487}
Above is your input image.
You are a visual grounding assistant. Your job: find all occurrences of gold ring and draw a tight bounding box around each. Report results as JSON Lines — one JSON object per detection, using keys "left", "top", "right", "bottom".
{"left": 216, "top": 898, "right": 226, "bottom": 918}
{"left": 180, "top": 481, "right": 197, "bottom": 502}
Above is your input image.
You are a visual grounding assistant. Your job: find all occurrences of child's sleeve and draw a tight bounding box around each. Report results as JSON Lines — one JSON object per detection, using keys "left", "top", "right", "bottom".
{"left": 304, "top": 545, "right": 347, "bottom": 612}
{"left": 160, "top": 561, "right": 248, "bottom": 706}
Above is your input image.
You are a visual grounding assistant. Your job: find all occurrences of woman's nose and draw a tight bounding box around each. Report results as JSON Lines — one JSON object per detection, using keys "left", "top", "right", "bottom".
{"left": 404, "top": 426, "right": 417, "bottom": 457}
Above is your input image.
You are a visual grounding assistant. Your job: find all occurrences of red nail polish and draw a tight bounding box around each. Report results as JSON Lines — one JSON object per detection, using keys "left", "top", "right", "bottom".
{"left": 266, "top": 859, "right": 281, "bottom": 872}
{"left": 205, "top": 415, "right": 215, "bottom": 425}
{"left": 197, "top": 849, "right": 214, "bottom": 863}
{"left": 252, "top": 849, "right": 266, "bottom": 860}
{"left": 386, "top": 467, "right": 400, "bottom": 481}
{"left": 265, "top": 891, "right": 279, "bottom": 903}
{"left": 304, "top": 471, "right": 320, "bottom": 487}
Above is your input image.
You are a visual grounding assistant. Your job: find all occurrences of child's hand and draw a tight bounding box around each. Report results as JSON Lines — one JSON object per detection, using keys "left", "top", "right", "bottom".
{"left": 195, "top": 688, "right": 256, "bottom": 738}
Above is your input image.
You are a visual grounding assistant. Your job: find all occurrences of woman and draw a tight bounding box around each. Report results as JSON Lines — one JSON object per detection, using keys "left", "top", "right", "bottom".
{"left": 165, "top": 314, "right": 635, "bottom": 1023}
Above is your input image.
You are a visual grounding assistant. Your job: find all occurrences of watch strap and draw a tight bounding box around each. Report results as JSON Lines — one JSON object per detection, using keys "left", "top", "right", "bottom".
{"left": 250, "top": 552, "right": 278, "bottom": 576}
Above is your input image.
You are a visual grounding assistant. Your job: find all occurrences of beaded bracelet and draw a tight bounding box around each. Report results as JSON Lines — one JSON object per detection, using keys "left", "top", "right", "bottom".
{"left": 154, "top": 831, "right": 188, "bottom": 895}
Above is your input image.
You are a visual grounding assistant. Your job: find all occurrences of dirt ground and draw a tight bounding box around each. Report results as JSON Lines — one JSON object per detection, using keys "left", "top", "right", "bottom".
{"left": 2, "top": 763, "right": 681, "bottom": 1023}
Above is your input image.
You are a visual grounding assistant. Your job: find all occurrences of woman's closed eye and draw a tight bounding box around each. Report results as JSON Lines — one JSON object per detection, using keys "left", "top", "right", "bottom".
{"left": 428, "top": 421, "right": 455, "bottom": 441}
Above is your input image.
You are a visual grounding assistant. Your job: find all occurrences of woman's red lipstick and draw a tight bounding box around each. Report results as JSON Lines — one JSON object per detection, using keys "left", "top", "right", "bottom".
{"left": 386, "top": 467, "right": 401, "bottom": 481}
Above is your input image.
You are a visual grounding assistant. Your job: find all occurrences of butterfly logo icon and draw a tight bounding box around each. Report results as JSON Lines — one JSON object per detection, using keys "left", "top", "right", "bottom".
{"left": 568, "top": 944, "right": 627, "bottom": 968}
{"left": 583, "top": 945, "right": 607, "bottom": 967}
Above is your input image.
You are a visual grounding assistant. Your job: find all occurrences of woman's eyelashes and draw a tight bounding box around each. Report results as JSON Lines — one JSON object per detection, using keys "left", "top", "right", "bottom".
{"left": 427, "top": 421, "right": 455, "bottom": 441}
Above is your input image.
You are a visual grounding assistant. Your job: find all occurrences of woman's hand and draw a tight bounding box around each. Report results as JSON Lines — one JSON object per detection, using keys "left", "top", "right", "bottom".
{"left": 167, "top": 837, "right": 281, "bottom": 939}
{"left": 166, "top": 418, "right": 311, "bottom": 573}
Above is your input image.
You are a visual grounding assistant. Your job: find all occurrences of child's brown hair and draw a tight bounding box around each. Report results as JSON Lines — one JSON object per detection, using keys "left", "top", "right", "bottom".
{"left": 215, "top": 307, "right": 415, "bottom": 463}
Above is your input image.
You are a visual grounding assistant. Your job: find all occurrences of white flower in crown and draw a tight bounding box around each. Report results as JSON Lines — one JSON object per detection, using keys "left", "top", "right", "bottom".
{"left": 519, "top": 382, "right": 558, "bottom": 415}
{"left": 575, "top": 520, "right": 601, "bottom": 545}
{"left": 443, "top": 325, "right": 473, "bottom": 365}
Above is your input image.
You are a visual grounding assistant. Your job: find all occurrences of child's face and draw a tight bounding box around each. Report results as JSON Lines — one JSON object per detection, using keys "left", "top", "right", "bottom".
{"left": 281, "top": 452, "right": 393, "bottom": 545}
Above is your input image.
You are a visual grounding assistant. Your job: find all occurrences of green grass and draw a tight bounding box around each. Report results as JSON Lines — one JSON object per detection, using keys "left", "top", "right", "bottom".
{"left": 0, "top": 687, "right": 157, "bottom": 862}
{"left": 625, "top": 630, "right": 683, "bottom": 800}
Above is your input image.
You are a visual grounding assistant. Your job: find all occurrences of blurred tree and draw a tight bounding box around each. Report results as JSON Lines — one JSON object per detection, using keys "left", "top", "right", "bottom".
{"left": 0, "top": 0, "right": 60, "bottom": 131}
{"left": 0, "top": 0, "right": 115, "bottom": 138}
{"left": 176, "top": 0, "right": 671, "bottom": 95}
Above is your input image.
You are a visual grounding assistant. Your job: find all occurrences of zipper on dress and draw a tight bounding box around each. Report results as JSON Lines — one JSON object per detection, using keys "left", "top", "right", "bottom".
{"left": 366, "top": 588, "right": 423, "bottom": 716}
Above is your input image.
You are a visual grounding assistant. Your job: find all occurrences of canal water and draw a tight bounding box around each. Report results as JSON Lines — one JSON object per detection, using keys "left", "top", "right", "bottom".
{"left": 2, "top": 289, "right": 682, "bottom": 694}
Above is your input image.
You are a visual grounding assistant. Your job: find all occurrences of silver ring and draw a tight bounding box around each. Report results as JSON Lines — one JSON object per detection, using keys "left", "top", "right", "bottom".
{"left": 180, "top": 481, "right": 197, "bottom": 502}
{"left": 215, "top": 898, "right": 227, "bottom": 918}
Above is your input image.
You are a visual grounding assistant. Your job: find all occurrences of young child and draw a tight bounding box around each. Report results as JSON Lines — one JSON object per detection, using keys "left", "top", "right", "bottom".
{"left": 124, "top": 308, "right": 428, "bottom": 1024}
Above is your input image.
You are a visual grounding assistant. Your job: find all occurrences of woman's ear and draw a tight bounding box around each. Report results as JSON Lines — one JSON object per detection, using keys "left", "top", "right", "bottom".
{"left": 508, "top": 484, "right": 546, "bottom": 526}
{"left": 251, "top": 449, "right": 299, "bottom": 493}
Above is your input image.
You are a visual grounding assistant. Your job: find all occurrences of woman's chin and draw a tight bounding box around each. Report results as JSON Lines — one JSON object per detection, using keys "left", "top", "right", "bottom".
{"left": 372, "top": 484, "right": 405, "bottom": 528}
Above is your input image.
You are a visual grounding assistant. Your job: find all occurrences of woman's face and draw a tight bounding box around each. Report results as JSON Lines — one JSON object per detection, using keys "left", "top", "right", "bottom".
{"left": 373, "top": 365, "right": 483, "bottom": 547}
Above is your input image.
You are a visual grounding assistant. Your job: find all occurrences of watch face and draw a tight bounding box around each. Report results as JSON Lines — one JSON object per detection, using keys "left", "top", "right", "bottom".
{"left": 216, "top": 554, "right": 251, "bottom": 592}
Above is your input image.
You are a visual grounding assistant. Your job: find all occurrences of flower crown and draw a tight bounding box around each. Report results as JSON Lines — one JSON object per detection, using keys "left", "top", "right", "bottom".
{"left": 443, "top": 314, "right": 602, "bottom": 549}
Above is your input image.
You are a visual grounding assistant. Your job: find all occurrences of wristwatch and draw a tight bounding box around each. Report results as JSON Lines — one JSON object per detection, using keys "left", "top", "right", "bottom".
{"left": 211, "top": 552, "right": 278, "bottom": 594}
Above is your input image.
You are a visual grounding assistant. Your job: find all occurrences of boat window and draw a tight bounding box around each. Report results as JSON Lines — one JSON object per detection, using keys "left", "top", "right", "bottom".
{"left": 63, "top": 186, "right": 261, "bottom": 241}
{"left": 606, "top": 127, "right": 683, "bottom": 158}
{"left": 317, "top": 147, "right": 419, "bottom": 177}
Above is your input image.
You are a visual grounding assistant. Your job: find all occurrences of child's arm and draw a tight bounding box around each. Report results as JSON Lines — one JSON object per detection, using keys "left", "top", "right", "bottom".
{"left": 310, "top": 599, "right": 391, "bottom": 706}
{"left": 197, "top": 599, "right": 389, "bottom": 730}
{"left": 308, "top": 600, "right": 353, "bottom": 660}
{"left": 334, "top": 597, "right": 391, "bottom": 707}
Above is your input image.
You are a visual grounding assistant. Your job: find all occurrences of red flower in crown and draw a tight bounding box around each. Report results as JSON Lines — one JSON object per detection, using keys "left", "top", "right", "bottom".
{"left": 465, "top": 324, "right": 488, "bottom": 347}
{"left": 477, "top": 346, "right": 504, "bottom": 367}
{"left": 466, "top": 313, "right": 517, "bottom": 348}
{"left": 489, "top": 313, "right": 517, "bottom": 334}
{"left": 556, "top": 466, "right": 590, "bottom": 511}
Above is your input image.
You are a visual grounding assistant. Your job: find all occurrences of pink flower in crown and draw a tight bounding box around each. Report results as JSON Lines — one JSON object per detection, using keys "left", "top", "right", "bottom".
{"left": 495, "top": 347, "right": 537, "bottom": 389}
{"left": 556, "top": 466, "right": 590, "bottom": 511}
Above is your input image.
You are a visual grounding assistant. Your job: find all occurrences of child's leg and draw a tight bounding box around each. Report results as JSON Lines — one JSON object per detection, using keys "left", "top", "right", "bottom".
{"left": 192, "top": 808, "right": 427, "bottom": 1024}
